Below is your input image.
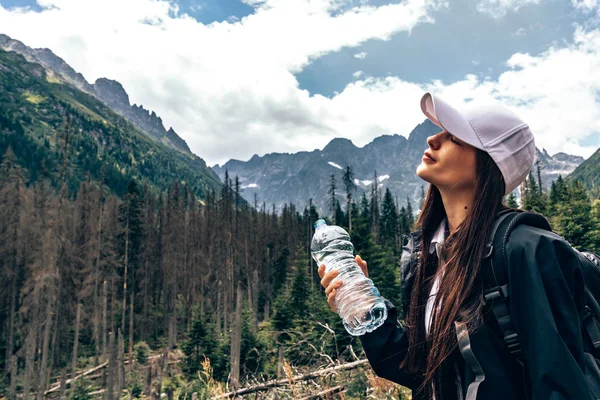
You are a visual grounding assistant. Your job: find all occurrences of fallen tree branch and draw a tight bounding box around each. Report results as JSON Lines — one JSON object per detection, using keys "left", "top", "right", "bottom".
{"left": 212, "top": 359, "right": 369, "bottom": 399}
{"left": 46, "top": 353, "right": 168, "bottom": 393}
{"left": 299, "top": 385, "right": 345, "bottom": 400}
{"left": 45, "top": 362, "right": 108, "bottom": 394}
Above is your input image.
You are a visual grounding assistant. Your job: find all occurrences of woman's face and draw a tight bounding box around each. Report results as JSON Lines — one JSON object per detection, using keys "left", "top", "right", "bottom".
{"left": 416, "top": 130, "right": 478, "bottom": 192}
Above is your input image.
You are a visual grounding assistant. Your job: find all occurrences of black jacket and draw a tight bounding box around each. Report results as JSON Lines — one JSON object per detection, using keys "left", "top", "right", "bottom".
{"left": 359, "top": 219, "right": 595, "bottom": 400}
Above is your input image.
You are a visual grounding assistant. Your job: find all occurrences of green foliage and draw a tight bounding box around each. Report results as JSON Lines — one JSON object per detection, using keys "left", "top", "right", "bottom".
{"left": 182, "top": 315, "right": 230, "bottom": 382}
{"left": 570, "top": 147, "right": 600, "bottom": 199}
{"left": 505, "top": 191, "right": 519, "bottom": 208}
{"left": 552, "top": 180, "right": 595, "bottom": 250}
{"left": 0, "top": 49, "right": 222, "bottom": 200}
{"left": 134, "top": 341, "right": 150, "bottom": 365}
{"left": 70, "top": 377, "right": 93, "bottom": 400}
{"left": 127, "top": 370, "right": 144, "bottom": 398}
{"left": 522, "top": 171, "right": 547, "bottom": 214}
{"left": 591, "top": 200, "right": 600, "bottom": 253}
{"left": 380, "top": 188, "right": 398, "bottom": 249}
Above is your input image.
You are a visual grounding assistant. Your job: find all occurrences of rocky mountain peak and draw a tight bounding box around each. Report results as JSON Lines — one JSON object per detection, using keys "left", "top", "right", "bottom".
{"left": 93, "top": 78, "right": 130, "bottom": 108}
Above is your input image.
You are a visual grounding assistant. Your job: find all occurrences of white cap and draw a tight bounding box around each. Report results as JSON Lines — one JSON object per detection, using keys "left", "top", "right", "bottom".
{"left": 420, "top": 93, "right": 535, "bottom": 195}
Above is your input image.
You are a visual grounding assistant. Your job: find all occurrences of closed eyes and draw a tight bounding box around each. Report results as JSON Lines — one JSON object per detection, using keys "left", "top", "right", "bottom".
{"left": 450, "top": 135, "right": 461, "bottom": 145}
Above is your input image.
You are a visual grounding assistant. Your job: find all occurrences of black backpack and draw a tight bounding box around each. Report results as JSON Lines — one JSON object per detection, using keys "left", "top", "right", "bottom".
{"left": 481, "top": 209, "right": 600, "bottom": 397}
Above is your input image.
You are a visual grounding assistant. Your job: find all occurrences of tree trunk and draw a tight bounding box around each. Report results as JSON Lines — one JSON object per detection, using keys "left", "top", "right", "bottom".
{"left": 59, "top": 368, "right": 67, "bottom": 400}
{"left": 223, "top": 280, "right": 229, "bottom": 334}
{"left": 129, "top": 291, "right": 134, "bottom": 370}
{"left": 264, "top": 300, "right": 270, "bottom": 322}
{"left": 5, "top": 274, "right": 16, "bottom": 375}
{"left": 105, "top": 332, "right": 115, "bottom": 400}
{"left": 244, "top": 238, "right": 253, "bottom": 325}
{"left": 229, "top": 283, "right": 243, "bottom": 390}
{"left": 72, "top": 303, "right": 81, "bottom": 376}
{"left": 8, "top": 354, "right": 16, "bottom": 400}
{"left": 252, "top": 269, "right": 259, "bottom": 330}
{"left": 116, "top": 329, "right": 124, "bottom": 398}
{"left": 36, "top": 297, "right": 53, "bottom": 400}
{"left": 143, "top": 366, "right": 152, "bottom": 397}
{"left": 122, "top": 218, "right": 129, "bottom": 333}
{"left": 103, "top": 280, "right": 108, "bottom": 362}
{"left": 348, "top": 198, "right": 352, "bottom": 234}
{"left": 23, "top": 330, "right": 35, "bottom": 400}
{"left": 216, "top": 283, "right": 222, "bottom": 335}
{"left": 143, "top": 253, "right": 149, "bottom": 340}
{"left": 93, "top": 204, "right": 103, "bottom": 366}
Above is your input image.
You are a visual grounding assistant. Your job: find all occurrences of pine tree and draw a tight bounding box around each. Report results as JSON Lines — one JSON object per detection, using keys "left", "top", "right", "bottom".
{"left": 342, "top": 166, "right": 357, "bottom": 233}
{"left": 327, "top": 174, "right": 337, "bottom": 223}
{"left": 554, "top": 180, "right": 594, "bottom": 250}
{"left": 590, "top": 200, "right": 600, "bottom": 254}
{"left": 506, "top": 191, "right": 519, "bottom": 209}
{"left": 380, "top": 188, "right": 398, "bottom": 251}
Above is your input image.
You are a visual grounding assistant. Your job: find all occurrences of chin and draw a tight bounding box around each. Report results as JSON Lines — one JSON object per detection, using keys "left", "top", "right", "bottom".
{"left": 416, "top": 163, "right": 433, "bottom": 183}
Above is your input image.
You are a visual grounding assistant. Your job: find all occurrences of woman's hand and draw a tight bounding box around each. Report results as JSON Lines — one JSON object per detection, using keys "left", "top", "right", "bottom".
{"left": 318, "top": 255, "right": 368, "bottom": 313}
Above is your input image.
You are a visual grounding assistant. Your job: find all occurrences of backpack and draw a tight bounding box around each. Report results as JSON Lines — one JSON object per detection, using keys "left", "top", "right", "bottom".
{"left": 481, "top": 209, "right": 600, "bottom": 398}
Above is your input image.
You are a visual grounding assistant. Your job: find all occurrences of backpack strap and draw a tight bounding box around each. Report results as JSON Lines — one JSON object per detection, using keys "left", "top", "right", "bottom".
{"left": 481, "top": 210, "right": 525, "bottom": 358}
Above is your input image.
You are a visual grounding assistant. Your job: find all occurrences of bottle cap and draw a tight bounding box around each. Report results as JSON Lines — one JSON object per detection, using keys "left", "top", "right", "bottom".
{"left": 314, "top": 219, "right": 327, "bottom": 230}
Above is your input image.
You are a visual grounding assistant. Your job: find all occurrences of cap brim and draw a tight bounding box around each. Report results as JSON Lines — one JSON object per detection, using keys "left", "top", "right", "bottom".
{"left": 420, "top": 93, "right": 486, "bottom": 151}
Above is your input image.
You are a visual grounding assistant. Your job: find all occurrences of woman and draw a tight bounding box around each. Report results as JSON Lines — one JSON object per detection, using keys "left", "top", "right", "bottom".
{"left": 318, "top": 93, "right": 594, "bottom": 399}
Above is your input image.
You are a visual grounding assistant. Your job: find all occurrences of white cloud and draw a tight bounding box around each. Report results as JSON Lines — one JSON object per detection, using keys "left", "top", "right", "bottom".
{"left": 354, "top": 51, "right": 367, "bottom": 59}
{"left": 512, "top": 27, "right": 527, "bottom": 36}
{"left": 0, "top": 0, "right": 598, "bottom": 169}
{"left": 476, "top": 0, "right": 542, "bottom": 19}
{"left": 572, "top": 0, "right": 600, "bottom": 12}
{"left": 0, "top": 0, "right": 443, "bottom": 165}
{"left": 352, "top": 70, "right": 364, "bottom": 78}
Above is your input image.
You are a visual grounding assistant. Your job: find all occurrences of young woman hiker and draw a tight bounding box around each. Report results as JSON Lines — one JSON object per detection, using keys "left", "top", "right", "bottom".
{"left": 318, "top": 93, "right": 595, "bottom": 400}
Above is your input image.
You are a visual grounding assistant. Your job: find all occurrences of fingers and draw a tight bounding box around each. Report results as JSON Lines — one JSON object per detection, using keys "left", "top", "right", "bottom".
{"left": 318, "top": 264, "right": 342, "bottom": 313}
{"left": 319, "top": 266, "right": 339, "bottom": 289}
{"left": 325, "top": 279, "right": 342, "bottom": 297}
{"left": 327, "top": 288, "right": 338, "bottom": 312}
{"left": 356, "top": 255, "right": 369, "bottom": 278}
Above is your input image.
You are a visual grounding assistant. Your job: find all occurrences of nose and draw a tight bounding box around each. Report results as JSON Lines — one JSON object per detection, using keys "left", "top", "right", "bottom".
{"left": 426, "top": 132, "right": 443, "bottom": 150}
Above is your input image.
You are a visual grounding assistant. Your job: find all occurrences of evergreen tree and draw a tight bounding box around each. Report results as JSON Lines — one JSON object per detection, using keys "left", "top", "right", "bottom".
{"left": 522, "top": 171, "right": 547, "bottom": 214}
{"left": 590, "top": 200, "right": 600, "bottom": 254}
{"left": 505, "top": 191, "right": 519, "bottom": 209}
{"left": 342, "top": 166, "right": 357, "bottom": 232}
{"left": 182, "top": 315, "right": 219, "bottom": 377}
{"left": 554, "top": 180, "right": 594, "bottom": 250}
{"left": 327, "top": 174, "right": 337, "bottom": 223}
{"left": 380, "top": 188, "right": 398, "bottom": 250}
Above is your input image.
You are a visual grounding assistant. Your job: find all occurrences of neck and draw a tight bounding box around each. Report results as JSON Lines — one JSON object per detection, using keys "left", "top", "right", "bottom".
{"left": 438, "top": 187, "right": 475, "bottom": 234}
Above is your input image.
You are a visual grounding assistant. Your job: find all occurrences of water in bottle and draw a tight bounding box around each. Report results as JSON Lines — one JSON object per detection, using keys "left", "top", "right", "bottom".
{"left": 311, "top": 219, "right": 387, "bottom": 336}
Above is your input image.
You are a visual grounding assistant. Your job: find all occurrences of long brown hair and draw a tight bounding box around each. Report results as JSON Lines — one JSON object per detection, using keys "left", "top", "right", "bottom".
{"left": 402, "top": 149, "right": 506, "bottom": 399}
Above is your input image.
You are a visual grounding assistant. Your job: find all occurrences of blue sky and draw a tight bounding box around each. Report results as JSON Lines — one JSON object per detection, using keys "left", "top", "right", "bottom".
{"left": 0, "top": 0, "right": 599, "bottom": 165}
{"left": 297, "top": 0, "right": 582, "bottom": 97}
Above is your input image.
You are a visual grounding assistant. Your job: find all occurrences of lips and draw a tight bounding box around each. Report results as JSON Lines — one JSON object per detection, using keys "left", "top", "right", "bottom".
{"left": 423, "top": 151, "right": 436, "bottom": 162}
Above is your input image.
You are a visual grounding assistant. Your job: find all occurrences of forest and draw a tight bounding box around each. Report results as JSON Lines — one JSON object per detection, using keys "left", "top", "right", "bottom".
{"left": 0, "top": 128, "right": 599, "bottom": 399}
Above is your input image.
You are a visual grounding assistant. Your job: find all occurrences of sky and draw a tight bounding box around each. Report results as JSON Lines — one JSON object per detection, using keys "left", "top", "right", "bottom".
{"left": 0, "top": 0, "right": 599, "bottom": 166}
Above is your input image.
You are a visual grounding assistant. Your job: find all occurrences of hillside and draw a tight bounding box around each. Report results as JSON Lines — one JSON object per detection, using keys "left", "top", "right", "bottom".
{"left": 0, "top": 33, "right": 192, "bottom": 156}
{"left": 570, "top": 147, "right": 600, "bottom": 198}
{"left": 0, "top": 48, "right": 222, "bottom": 198}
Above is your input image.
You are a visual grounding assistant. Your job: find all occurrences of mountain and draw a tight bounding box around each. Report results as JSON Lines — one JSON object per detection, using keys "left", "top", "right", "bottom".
{"left": 0, "top": 33, "right": 191, "bottom": 155}
{"left": 213, "top": 123, "right": 587, "bottom": 213}
{"left": 0, "top": 48, "right": 222, "bottom": 198}
{"left": 534, "top": 148, "right": 584, "bottom": 193}
{"left": 570, "top": 147, "right": 600, "bottom": 199}
{"left": 213, "top": 121, "right": 440, "bottom": 214}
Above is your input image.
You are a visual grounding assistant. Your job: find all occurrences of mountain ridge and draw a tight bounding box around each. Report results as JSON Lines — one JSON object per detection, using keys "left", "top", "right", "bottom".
{"left": 0, "top": 33, "right": 192, "bottom": 155}
{"left": 213, "top": 123, "right": 591, "bottom": 213}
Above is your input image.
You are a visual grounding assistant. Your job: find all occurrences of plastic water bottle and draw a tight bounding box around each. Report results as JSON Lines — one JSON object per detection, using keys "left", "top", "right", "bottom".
{"left": 311, "top": 219, "right": 387, "bottom": 336}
